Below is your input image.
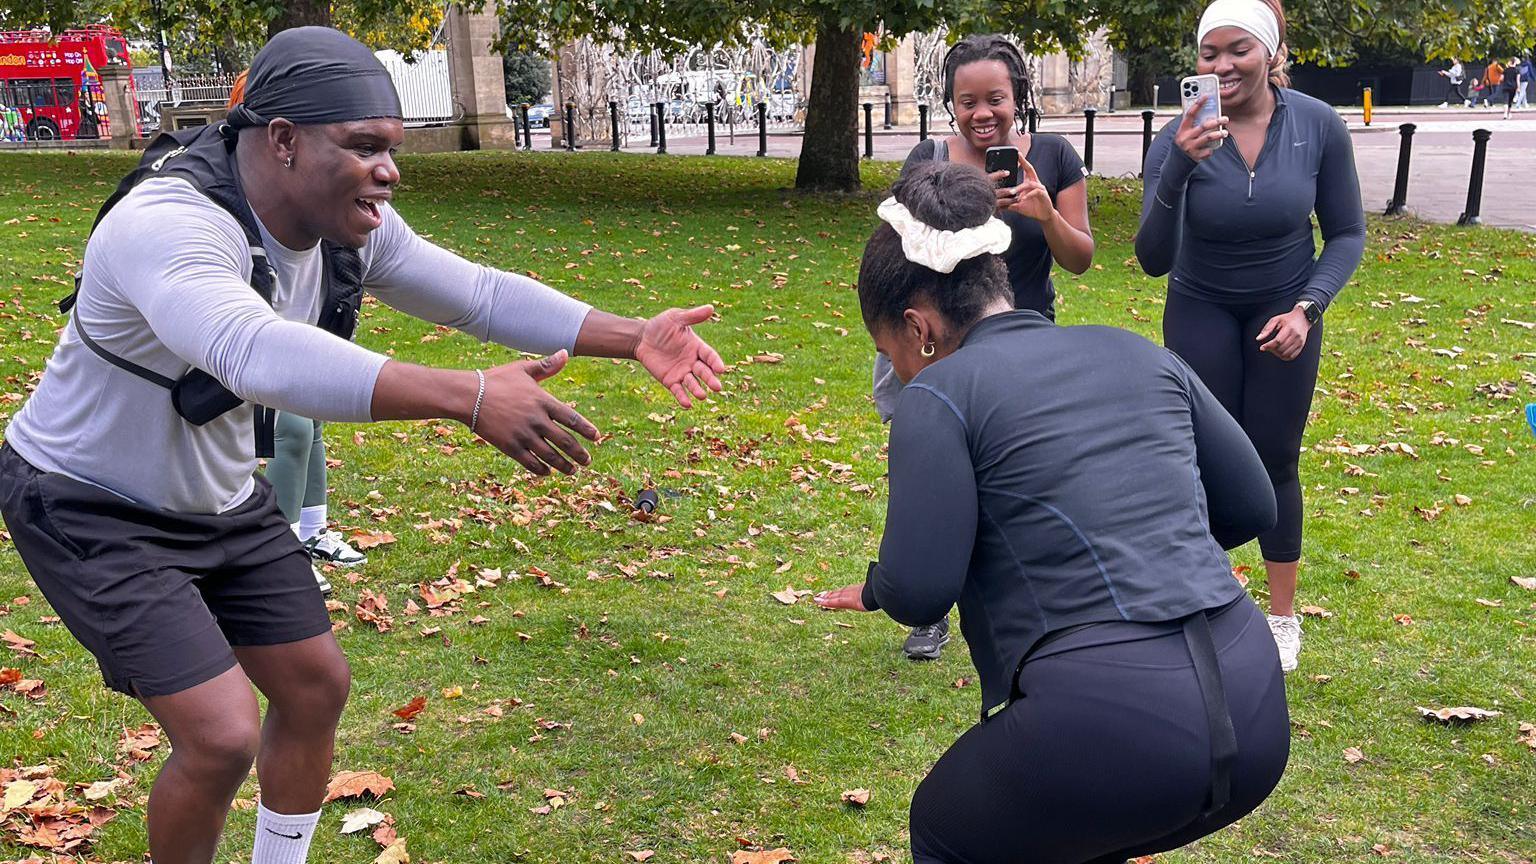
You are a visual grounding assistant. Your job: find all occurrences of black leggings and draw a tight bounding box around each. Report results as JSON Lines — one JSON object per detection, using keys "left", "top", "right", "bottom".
{"left": 1163, "top": 291, "right": 1322, "bottom": 562}
{"left": 909, "top": 598, "right": 1289, "bottom": 864}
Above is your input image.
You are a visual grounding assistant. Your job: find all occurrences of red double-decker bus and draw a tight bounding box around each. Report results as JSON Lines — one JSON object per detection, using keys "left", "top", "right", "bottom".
{"left": 0, "top": 26, "right": 134, "bottom": 141}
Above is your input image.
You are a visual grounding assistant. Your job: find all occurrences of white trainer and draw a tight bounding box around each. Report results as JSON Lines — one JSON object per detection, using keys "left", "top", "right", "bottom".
{"left": 1267, "top": 614, "right": 1302, "bottom": 673}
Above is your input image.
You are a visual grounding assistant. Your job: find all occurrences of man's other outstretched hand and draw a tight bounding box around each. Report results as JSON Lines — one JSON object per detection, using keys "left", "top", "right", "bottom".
{"left": 634, "top": 305, "right": 725, "bottom": 408}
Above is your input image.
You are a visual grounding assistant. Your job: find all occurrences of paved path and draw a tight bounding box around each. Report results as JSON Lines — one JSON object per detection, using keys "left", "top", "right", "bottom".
{"left": 538, "top": 105, "right": 1536, "bottom": 231}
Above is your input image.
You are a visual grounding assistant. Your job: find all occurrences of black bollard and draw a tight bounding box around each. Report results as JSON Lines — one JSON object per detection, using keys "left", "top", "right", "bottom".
{"left": 1027, "top": 106, "right": 1039, "bottom": 133}
{"left": 756, "top": 101, "right": 767, "bottom": 157}
{"left": 1141, "top": 109, "right": 1156, "bottom": 177}
{"left": 1083, "top": 107, "right": 1097, "bottom": 174}
{"left": 706, "top": 102, "right": 716, "bottom": 155}
{"left": 648, "top": 107, "right": 657, "bottom": 148}
{"left": 564, "top": 102, "right": 576, "bottom": 151}
{"left": 884, "top": 93, "right": 893, "bottom": 129}
{"left": 655, "top": 101, "right": 667, "bottom": 155}
{"left": 863, "top": 102, "right": 874, "bottom": 159}
{"left": 609, "top": 101, "right": 620, "bottom": 152}
{"left": 520, "top": 104, "right": 532, "bottom": 151}
{"left": 1385, "top": 123, "right": 1416, "bottom": 215}
{"left": 1456, "top": 129, "right": 1492, "bottom": 226}
{"left": 918, "top": 103, "right": 929, "bottom": 141}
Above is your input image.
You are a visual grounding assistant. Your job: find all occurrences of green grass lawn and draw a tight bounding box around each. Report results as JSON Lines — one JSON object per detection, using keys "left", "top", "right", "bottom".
{"left": 0, "top": 149, "right": 1533, "bottom": 864}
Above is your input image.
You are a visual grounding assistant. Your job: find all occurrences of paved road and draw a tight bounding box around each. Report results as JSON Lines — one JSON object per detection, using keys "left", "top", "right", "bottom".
{"left": 539, "top": 106, "right": 1536, "bottom": 231}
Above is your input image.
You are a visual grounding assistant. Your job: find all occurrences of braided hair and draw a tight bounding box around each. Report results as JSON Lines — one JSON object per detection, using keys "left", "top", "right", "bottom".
{"left": 941, "top": 34, "right": 1033, "bottom": 128}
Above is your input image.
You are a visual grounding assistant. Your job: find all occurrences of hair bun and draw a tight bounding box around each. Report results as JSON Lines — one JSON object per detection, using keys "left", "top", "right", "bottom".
{"left": 892, "top": 161, "right": 996, "bottom": 233}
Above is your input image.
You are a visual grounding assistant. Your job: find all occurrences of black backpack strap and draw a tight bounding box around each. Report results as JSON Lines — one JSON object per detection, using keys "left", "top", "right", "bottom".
{"left": 318, "top": 242, "right": 364, "bottom": 341}
{"left": 70, "top": 310, "right": 177, "bottom": 389}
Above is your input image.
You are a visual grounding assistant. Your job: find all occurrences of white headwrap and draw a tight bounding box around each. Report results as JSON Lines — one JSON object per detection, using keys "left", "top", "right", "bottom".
{"left": 1197, "top": 0, "right": 1281, "bottom": 56}
{"left": 876, "top": 197, "right": 1012, "bottom": 274}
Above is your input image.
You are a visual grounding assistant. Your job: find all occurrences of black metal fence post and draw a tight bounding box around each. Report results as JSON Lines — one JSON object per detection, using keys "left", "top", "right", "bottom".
{"left": 1027, "top": 107, "right": 1039, "bottom": 133}
{"left": 655, "top": 101, "right": 667, "bottom": 154}
{"left": 1082, "top": 107, "right": 1097, "bottom": 174}
{"left": 1140, "top": 109, "right": 1155, "bottom": 177}
{"left": 706, "top": 102, "right": 716, "bottom": 155}
{"left": 648, "top": 106, "right": 657, "bottom": 148}
{"left": 520, "top": 104, "right": 532, "bottom": 150}
{"left": 884, "top": 93, "right": 893, "bottom": 129}
{"left": 918, "top": 104, "right": 929, "bottom": 141}
{"left": 564, "top": 103, "right": 576, "bottom": 151}
{"left": 1456, "top": 129, "right": 1491, "bottom": 226}
{"left": 863, "top": 102, "right": 874, "bottom": 159}
{"left": 1384, "top": 122, "right": 1416, "bottom": 215}
{"left": 756, "top": 101, "right": 767, "bottom": 157}
{"left": 609, "top": 101, "right": 620, "bottom": 152}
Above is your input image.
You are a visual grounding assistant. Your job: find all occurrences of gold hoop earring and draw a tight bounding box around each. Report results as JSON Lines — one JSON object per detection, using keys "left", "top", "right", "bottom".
{"left": 921, "top": 342, "right": 936, "bottom": 358}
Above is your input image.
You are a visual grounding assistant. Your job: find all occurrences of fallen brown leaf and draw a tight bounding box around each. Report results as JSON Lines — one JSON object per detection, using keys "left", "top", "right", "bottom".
{"left": 731, "top": 849, "right": 795, "bottom": 864}
{"left": 392, "top": 696, "right": 427, "bottom": 721}
{"left": 1343, "top": 747, "right": 1365, "bottom": 763}
{"left": 1417, "top": 706, "right": 1502, "bottom": 724}
{"left": 841, "top": 788, "right": 871, "bottom": 806}
{"left": 352, "top": 531, "right": 398, "bottom": 550}
{"left": 325, "top": 770, "right": 395, "bottom": 802}
{"left": 2, "top": 630, "right": 37, "bottom": 656}
{"left": 627, "top": 852, "right": 656, "bottom": 862}
{"left": 374, "top": 839, "right": 410, "bottom": 864}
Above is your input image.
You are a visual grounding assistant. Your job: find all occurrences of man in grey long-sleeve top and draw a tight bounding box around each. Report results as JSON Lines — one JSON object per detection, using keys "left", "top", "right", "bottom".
{"left": 0, "top": 27, "right": 723, "bottom": 864}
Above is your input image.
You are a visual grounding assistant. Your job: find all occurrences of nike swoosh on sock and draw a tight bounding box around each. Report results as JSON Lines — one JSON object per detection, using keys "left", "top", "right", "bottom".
{"left": 264, "top": 827, "right": 304, "bottom": 840}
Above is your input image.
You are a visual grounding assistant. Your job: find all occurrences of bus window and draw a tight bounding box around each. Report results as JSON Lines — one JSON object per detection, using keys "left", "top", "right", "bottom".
{"left": 106, "top": 38, "right": 130, "bottom": 65}
{"left": 54, "top": 78, "right": 76, "bottom": 107}
{"left": 21, "top": 79, "right": 56, "bottom": 108}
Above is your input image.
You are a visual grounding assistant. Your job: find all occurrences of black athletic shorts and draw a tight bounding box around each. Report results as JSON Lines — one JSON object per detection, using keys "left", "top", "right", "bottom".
{"left": 0, "top": 444, "right": 333, "bottom": 698}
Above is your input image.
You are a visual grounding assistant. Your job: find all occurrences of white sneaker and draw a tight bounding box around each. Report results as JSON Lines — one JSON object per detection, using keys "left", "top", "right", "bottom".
{"left": 1437, "top": 101, "right": 1449, "bottom": 108}
{"left": 304, "top": 530, "right": 367, "bottom": 568}
{"left": 1267, "top": 614, "right": 1302, "bottom": 673}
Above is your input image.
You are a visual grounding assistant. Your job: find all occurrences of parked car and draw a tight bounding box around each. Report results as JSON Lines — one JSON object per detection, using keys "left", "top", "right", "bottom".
{"left": 525, "top": 103, "right": 554, "bottom": 127}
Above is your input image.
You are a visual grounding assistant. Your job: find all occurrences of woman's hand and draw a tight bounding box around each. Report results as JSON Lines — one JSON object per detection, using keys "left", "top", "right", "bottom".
{"left": 1256, "top": 308, "right": 1312, "bottom": 361}
{"left": 814, "top": 583, "right": 869, "bottom": 612}
{"left": 1174, "top": 95, "right": 1228, "bottom": 164}
{"left": 1002, "top": 157, "right": 1056, "bottom": 223}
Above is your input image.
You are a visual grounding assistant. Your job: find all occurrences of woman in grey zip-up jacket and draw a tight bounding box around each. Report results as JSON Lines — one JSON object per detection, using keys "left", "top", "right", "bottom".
{"left": 1137, "top": 0, "right": 1366, "bottom": 674}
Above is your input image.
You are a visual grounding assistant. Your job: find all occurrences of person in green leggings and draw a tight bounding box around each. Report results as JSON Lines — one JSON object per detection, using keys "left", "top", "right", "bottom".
{"left": 266, "top": 412, "right": 366, "bottom": 594}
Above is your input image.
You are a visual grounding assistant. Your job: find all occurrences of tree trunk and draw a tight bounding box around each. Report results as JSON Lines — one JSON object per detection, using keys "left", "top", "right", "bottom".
{"left": 268, "top": 0, "right": 333, "bottom": 39}
{"left": 794, "top": 19, "right": 863, "bottom": 193}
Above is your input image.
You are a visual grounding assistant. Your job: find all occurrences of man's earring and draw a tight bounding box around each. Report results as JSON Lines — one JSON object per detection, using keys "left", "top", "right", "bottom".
{"left": 921, "top": 342, "right": 936, "bottom": 358}
{"left": 284, "top": 156, "right": 294, "bottom": 169}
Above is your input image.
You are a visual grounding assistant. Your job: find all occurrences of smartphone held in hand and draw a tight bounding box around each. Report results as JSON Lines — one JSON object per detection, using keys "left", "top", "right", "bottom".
{"left": 985, "top": 145, "right": 1021, "bottom": 186}
{"left": 1180, "top": 74, "right": 1223, "bottom": 149}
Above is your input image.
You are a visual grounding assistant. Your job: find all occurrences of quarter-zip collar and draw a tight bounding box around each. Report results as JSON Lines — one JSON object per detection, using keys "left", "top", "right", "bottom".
{"left": 1228, "top": 85, "right": 1288, "bottom": 200}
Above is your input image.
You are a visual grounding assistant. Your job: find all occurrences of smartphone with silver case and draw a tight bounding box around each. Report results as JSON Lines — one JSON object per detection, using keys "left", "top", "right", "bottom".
{"left": 1179, "top": 73, "right": 1222, "bottom": 148}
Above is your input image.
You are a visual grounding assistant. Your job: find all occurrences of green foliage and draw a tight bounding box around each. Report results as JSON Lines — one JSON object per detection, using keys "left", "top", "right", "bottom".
{"left": 502, "top": 50, "right": 552, "bottom": 107}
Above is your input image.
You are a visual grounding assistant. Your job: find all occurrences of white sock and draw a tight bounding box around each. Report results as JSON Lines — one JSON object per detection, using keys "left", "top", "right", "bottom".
{"left": 252, "top": 803, "right": 321, "bottom": 864}
{"left": 298, "top": 505, "right": 327, "bottom": 543}
{"left": 289, "top": 521, "right": 303, "bottom": 540}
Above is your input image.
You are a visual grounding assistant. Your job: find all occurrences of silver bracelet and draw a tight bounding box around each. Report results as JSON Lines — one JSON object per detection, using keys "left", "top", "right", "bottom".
{"left": 469, "top": 369, "right": 486, "bottom": 435}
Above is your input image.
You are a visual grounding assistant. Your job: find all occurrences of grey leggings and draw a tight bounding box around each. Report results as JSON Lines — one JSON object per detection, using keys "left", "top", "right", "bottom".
{"left": 267, "top": 412, "right": 326, "bottom": 523}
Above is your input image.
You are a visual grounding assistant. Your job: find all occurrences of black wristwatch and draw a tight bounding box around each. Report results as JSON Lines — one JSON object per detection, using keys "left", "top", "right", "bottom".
{"left": 1295, "top": 300, "right": 1322, "bottom": 325}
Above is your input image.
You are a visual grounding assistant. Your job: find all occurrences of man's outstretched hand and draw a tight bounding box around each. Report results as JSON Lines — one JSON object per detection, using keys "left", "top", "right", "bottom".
{"left": 634, "top": 305, "right": 725, "bottom": 408}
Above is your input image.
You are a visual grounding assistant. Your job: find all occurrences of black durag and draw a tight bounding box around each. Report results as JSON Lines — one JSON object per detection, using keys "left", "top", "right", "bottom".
{"left": 226, "top": 27, "right": 402, "bottom": 129}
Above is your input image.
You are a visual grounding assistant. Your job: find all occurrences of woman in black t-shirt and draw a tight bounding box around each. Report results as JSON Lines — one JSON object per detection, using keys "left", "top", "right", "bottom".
{"left": 873, "top": 34, "right": 1096, "bottom": 661}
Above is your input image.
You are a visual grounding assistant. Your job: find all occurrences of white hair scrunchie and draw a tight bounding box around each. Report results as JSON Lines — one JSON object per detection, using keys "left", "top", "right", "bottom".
{"left": 1197, "top": 0, "right": 1281, "bottom": 56}
{"left": 876, "top": 197, "right": 1012, "bottom": 274}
